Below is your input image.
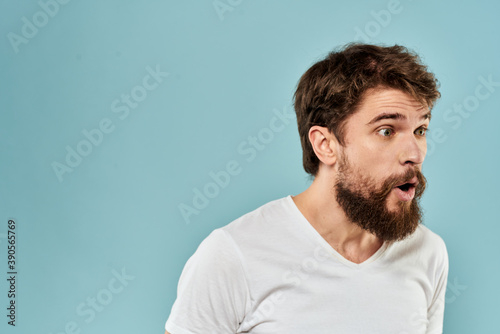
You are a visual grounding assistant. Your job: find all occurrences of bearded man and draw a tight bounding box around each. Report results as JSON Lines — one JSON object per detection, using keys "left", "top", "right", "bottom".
{"left": 165, "top": 43, "right": 449, "bottom": 334}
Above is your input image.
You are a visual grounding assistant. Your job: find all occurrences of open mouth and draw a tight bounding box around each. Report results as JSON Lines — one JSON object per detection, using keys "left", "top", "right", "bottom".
{"left": 396, "top": 183, "right": 412, "bottom": 192}
{"left": 393, "top": 177, "right": 418, "bottom": 202}
{"left": 395, "top": 177, "right": 418, "bottom": 192}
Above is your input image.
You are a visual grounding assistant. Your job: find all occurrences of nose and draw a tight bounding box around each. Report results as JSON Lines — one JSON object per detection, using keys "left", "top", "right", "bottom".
{"left": 399, "top": 134, "right": 426, "bottom": 166}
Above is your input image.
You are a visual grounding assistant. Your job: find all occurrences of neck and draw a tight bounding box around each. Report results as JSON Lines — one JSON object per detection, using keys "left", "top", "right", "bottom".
{"left": 292, "top": 172, "right": 383, "bottom": 259}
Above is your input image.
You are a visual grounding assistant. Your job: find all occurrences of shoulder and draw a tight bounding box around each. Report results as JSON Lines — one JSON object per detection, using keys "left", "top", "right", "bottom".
{"left": 186, "top": 197, "right": 290, "bottom": 268}
{"left": 402, "top": 224, "right": 449, "bottom": 273}
{"left": 179, "top": 228, "right": 250, "bottom": 292}
{"left": 386, "top": 224, "right": 448, "bottom": 270}
{"left": 190, "top": 228, "right": 242, "bottom": 265}
{"left": 220, "top": 196, "right": 292, "bottom": 237}
{"left": 413, "top": 224, "right": 448, "bottom": 256}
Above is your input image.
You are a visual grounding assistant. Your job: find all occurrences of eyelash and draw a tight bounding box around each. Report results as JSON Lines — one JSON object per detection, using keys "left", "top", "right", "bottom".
{"left": 377, "top": 127, "right": 429, "bottom": 137}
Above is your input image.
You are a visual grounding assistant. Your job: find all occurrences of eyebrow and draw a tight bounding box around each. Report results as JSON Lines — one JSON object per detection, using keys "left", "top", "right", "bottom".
{"left": 366, "top": 112, "right": 431, "bottom": 125}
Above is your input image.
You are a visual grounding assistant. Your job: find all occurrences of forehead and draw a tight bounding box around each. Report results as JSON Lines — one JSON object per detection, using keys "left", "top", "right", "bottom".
{"left": 351, "top": 87, "right": 429, "bottom": 122}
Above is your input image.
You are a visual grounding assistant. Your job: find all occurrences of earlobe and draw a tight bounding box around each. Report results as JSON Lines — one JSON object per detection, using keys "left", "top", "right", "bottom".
{"left": 308, "top": 126, "right": 338, "bottom": 167}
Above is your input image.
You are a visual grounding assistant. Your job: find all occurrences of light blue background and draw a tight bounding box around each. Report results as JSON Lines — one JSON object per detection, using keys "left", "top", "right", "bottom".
{"left": 1, "top": 0, "right": 499, "bottom": 333}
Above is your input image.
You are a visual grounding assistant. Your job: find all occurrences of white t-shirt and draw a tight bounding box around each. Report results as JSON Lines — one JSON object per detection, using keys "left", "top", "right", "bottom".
{"left": 165, "top": 195, "right": 449, "bottom": 334}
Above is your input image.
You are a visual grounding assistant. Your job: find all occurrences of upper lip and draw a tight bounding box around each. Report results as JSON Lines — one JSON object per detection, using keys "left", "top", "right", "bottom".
{"left": 395, "top": 176, "right": 418, "bottom": 188}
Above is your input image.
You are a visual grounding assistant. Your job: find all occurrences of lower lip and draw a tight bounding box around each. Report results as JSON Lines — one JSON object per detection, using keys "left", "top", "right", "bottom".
{"left": 393, "top": 186, "right": 416, "bottom": 202}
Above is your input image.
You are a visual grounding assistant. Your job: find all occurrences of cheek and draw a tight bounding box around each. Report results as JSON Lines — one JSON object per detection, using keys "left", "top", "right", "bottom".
{"left": 348, "top": 148, "right": 387, "bottom": 180}
{"left": 352, "top": 145, "right": 396, "bottom": 181}
{"left": 355, "top": 144, "right": 390, "bottom": 165}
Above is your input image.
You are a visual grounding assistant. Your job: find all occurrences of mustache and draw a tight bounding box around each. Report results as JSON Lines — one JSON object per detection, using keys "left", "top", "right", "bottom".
{"left": 373, "top": 168, "right": 427, "bottom": 201}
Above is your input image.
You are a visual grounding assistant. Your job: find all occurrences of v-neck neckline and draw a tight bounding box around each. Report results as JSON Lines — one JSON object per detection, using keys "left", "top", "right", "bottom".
{"left": 285, "top": 195, "right": 390, "bottom": 269}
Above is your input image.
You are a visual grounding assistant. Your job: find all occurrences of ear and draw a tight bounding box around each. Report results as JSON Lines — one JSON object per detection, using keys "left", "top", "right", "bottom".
{"left": 308, "top": 125, "right": 339, "bottom": 167}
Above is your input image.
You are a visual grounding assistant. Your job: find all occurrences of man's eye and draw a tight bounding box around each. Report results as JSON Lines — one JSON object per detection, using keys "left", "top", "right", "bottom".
{"left": 378, "top": 128, "right": 394, "bottom": 137}
{"left": 415, "top": 127, "right": 428, "bottom": 136}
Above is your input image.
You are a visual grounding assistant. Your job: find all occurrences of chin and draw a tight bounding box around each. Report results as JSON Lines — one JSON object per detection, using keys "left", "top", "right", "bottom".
{"left": 390, "top": 193, "right": 414, "bottom": 208}
{"left": 386, "top": 199, "right": 407, "bottom": 213}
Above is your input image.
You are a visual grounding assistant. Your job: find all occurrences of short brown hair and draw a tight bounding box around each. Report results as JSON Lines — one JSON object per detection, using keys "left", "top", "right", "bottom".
{"left": 293, "top": 43, "right": 441, "bottom": 176}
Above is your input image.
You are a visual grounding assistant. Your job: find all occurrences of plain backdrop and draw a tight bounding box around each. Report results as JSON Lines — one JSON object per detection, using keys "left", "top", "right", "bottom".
{"left": 1, "top": 0, "right": 499, "bottom": 333}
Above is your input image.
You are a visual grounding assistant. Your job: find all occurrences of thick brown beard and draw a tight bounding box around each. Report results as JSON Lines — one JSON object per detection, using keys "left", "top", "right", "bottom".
{"left": 334, "top": 155, "right": 427, "bottom": 242}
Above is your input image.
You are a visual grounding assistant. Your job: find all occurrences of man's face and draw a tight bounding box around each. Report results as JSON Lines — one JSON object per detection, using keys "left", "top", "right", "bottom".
{"left": 333, "top": 87, "right": 430, "bottom": 242}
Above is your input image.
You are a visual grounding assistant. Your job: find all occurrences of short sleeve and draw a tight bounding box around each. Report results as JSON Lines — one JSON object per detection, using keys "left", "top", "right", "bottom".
{"left": 426, "top": 236, "right": 449, "bottom": 334}
{"left": 165, "top": 229, "right": 251, "bottom": 334}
